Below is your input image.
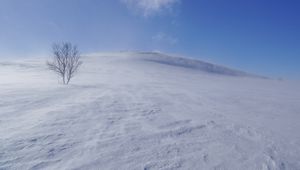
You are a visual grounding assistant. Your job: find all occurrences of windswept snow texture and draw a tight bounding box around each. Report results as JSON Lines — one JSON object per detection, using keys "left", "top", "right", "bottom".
{"left": 0, "top": 52, "right": 300, "bottom": 170}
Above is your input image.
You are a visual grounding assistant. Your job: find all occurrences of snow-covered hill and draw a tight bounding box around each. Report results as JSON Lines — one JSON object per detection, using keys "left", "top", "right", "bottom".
{"left": 1, "top": 52, "right": 300, "bottom": 170}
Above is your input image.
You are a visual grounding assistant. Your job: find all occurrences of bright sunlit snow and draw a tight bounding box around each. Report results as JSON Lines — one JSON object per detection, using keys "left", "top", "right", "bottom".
{"left": 1, "top": 52, "right": 300, "bottom": 169}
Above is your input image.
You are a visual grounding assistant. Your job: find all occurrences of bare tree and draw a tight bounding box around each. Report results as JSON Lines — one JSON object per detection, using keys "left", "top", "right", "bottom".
{"left": 47, "top": 42, "right": 82, "bottom": 84}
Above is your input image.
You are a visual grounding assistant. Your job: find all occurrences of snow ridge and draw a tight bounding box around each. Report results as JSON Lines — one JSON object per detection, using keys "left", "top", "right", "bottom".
{"left": 135, "top": 52, "right": 264, "bottom": 77}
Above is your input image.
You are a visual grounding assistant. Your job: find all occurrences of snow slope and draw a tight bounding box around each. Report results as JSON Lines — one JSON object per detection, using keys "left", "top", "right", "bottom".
{"left": 0, "top": 52, "right": 300, "bottom": 170}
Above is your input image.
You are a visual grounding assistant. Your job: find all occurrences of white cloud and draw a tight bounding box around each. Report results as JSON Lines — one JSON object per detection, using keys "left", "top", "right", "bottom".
{"left": 152, "top": 32, "right": 178, "bottom": 45}
{"left": 121, "top": 0, "right": 180, "bottom": 17}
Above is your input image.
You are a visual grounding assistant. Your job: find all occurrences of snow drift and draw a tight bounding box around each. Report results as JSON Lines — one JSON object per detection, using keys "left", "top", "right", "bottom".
{"left": 0, "top": 52, "right": 300, "bottom": 170}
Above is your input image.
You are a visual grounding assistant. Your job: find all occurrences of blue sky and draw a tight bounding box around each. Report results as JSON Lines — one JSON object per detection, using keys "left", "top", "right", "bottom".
{"left": 0, "top": 0, "right": 299, "bottom": 79}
